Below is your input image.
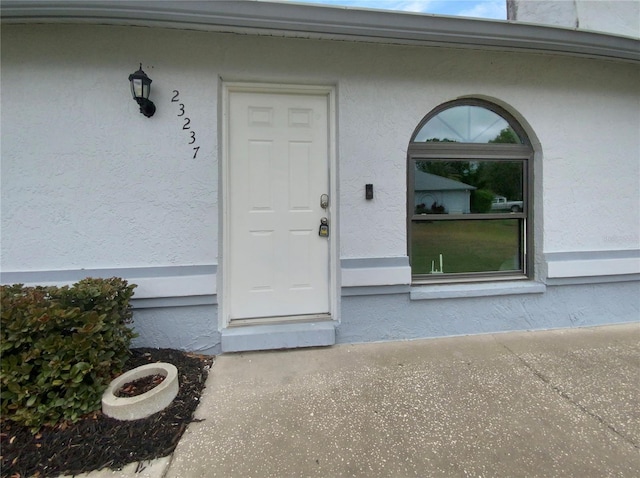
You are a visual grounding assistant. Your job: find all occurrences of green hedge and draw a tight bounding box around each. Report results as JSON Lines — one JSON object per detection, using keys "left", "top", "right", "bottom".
{"left": 1, "top": 278, "right": 137, "bottom": 431}
{"left": 471, "top": 189, "right": 495, "bottom": 214}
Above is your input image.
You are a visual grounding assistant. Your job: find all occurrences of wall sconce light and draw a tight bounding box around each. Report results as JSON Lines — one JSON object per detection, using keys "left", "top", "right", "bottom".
{"left": 128, "top": 63, "right": 156, "bottom": 118}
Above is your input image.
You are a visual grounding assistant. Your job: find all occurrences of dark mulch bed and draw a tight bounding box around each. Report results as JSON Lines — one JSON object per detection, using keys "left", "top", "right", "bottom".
{"left": 1, "top": 348, "right": 214, "bottom": 478}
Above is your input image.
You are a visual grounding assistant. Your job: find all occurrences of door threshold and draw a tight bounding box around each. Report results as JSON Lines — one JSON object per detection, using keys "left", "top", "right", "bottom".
{"left": 221, "top": 319, "right": 336, "bottom": 353}
{"left": 229, "top": 313, "right": 332, "bottom": 328}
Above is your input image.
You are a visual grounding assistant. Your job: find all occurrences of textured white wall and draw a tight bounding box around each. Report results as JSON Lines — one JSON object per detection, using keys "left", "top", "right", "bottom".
{"left": 510, "top": 0, "right": 640, "bottom": 38}
{"left": 577, "top": 0, "right": 640, "bottom": 38}
{"left": 1, "top": 26, "right": 220, "bottom": 271}
{"left": 509, "top": 0, "right": 579, "bottom": 28}
{"left": 1, "top": 24, "right": 639, "bottom": 274}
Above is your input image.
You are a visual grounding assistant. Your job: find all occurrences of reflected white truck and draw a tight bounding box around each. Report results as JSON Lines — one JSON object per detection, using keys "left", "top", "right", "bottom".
{"left": 491, "top": 196, "right": 523, "bottom": 212}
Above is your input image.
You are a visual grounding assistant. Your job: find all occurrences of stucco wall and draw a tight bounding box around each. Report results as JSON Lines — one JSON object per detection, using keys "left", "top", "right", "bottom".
{"left": 1, "top": 24, "right": 639, "bottom": 352}
{"left": 509, "top": 0, "right": 640, "bottom": 39}
{"left": 1, "top": 26, "right": 219, "bottom": 271}
{"left": 2, "top": 25, "right": 638, "bottom": 265}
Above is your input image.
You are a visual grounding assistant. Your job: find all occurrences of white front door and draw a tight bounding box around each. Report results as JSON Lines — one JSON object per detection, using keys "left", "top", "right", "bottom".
{"left": 225, "top": 86, "right": 332, "bottom": 321}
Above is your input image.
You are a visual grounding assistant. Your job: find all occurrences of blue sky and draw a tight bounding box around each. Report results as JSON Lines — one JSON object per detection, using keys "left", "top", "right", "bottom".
{"left": 278, "top": 0, "right": 507, "bottom": 20}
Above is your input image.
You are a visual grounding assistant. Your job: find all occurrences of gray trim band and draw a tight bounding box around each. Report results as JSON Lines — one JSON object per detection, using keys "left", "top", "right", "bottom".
{"left": 545, "top": 274, "right": 640, "bottom": 286}
{"left": 1, "top": 1, "right": 638, "bottom": 62}
{"left": 341, "top": 257, "right": 410, "bottom": 269}
{"left": 341, "top": 257, "right": 411, "bottom": 289}
{"left": 545, "top": 250, "right": 640, "bottom": 262}
{"left": 132, "top": 295, "right": 218, "bottom": 309}
{"left": 545, "top": 249, "right": 640, "bottom": 283}
{"left": 0, "top": 265, "right": 217, "bottom": 284}
{"left": 1, "top": 265, "right": 219, "bottom": 310}
{"left": 341, "top": 285, "right": 411, "bottom": 296}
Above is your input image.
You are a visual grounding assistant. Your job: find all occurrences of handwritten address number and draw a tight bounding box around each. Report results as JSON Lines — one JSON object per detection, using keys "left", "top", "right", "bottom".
{"left": 171, "top": 90, "right": 200, "bottom": 159}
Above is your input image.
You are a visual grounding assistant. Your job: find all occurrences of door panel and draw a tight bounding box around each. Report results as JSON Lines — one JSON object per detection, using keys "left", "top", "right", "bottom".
{"left": 228, "top": 90, "right": 330, "bottom": 320}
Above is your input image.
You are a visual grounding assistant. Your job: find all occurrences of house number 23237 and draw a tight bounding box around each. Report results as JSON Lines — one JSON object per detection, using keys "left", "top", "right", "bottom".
{"left": 171, "top": 90, "right": 200, "bottom": 159}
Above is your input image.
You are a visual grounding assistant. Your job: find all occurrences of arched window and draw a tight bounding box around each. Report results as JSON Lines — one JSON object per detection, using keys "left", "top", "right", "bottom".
{"left": 408, "top": 99, "right": 533, "bottom": 281}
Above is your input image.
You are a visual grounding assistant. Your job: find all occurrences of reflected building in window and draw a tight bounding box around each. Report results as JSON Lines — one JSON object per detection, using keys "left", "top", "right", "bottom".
{"left": 414, "top": 170, "right": 476, "bottom": 215}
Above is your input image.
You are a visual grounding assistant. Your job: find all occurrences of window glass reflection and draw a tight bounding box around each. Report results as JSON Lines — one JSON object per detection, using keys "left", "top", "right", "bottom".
{"left": 414, "top": 105, "right": 522, "bottom": 144}
{"left": 413, "top": 161, "right": 524, "bottom": 215}
{"left": 411, "top": 220, "right": 522, "bottom": 274}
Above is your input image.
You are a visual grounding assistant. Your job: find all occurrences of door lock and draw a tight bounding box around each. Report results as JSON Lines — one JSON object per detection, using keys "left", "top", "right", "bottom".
{"left": 319, "top": 217, "right": 329, "bottom": 237}
{"left": 320, "top": 194, "right": 329, "bottom": 210}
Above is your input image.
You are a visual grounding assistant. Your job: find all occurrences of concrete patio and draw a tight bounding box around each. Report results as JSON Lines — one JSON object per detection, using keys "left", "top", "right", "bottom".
{"left": 164, "top": 323, "right": 639, "bottom": 477}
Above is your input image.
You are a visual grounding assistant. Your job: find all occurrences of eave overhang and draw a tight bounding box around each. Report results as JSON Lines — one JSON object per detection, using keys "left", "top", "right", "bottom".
{"left": 2, "top": 0, "right": 639, "bottom": 63}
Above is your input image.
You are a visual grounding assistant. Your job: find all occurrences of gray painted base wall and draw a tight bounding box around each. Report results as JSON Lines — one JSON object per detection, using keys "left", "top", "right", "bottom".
{"left": 339, "top": 282, "right": 639, "bottom": 344}
{"left": 129, "top": 282, "right": 639, "bottom": 355}
{"left": 131, "top": 305, "right": 221, "bottom": 355}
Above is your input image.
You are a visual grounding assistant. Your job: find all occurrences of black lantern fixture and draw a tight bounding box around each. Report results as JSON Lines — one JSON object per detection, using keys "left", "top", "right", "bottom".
{"left": 128, "top": 63, "right": 156, "bottom": 118}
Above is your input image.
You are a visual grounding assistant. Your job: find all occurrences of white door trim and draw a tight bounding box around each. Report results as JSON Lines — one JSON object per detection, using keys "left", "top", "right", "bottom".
{"left": 219, "top": 82, "right": 339, "bottom": 329}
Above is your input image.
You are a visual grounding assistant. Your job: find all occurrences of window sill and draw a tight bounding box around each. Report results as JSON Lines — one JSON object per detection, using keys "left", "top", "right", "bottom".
{"left": 410, "top": 280, "right": 546, "bottom": 300}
